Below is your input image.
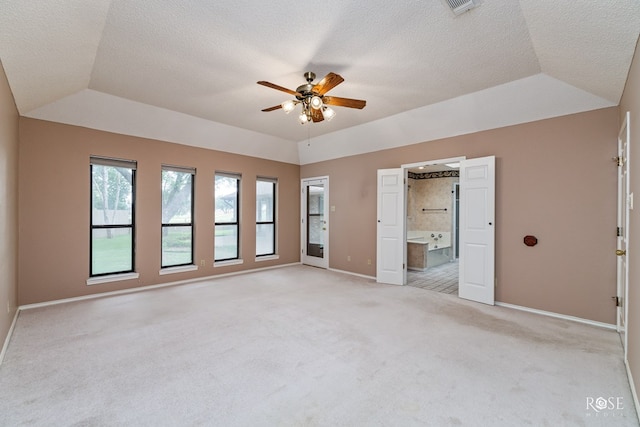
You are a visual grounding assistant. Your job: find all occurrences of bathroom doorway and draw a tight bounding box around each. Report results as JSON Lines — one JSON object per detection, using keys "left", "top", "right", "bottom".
{"left": 377, "top": 155, "right": 495, "bottom": 304}
{"left": 405, "top": 160, "right": 460, "bottom": 294}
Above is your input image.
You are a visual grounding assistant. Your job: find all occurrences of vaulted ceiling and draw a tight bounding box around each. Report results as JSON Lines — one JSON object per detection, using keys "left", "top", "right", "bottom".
{"left": 1, "top": 1, "right": 639, "bottom": 164}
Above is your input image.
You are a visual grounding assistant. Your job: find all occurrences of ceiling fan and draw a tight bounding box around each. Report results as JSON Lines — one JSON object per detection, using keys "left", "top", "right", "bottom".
{"left": 257, "top": 71, "right": 366, "bottom": 124}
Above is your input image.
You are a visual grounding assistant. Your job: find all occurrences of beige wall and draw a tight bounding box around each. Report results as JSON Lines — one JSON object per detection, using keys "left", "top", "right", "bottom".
{"left": 302, "top": 107, "right": 619, "bottom": 324}
{"left": 18, "top": 118, "right": 300, "bottom": 304}
{"left": 0, "top": 60, "right": 18, "bottom": 347}
{"left": 620, "top": 35, "right": 640, "bottom": 415}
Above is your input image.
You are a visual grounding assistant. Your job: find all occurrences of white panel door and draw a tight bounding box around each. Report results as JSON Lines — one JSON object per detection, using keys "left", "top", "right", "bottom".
{"left": 376, "top": 168, "right": 405, "bottom": 285}
{"left": 459, "top": 156, "right": 495, "bottom": 305}
{"left": 617, "top": 112, "right": 630, "bottom": 357}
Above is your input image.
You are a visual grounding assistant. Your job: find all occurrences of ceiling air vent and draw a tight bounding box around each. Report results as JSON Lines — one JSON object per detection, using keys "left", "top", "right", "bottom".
{"left": 444, "top": 0, "right": 480, "bottom": 15}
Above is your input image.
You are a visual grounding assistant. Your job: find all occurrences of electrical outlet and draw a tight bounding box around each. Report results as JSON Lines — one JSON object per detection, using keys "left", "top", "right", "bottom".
{"left": 367, "top": 259, "right": 371, "bottom": 265}
{"left": 347, "top": 255, "right": 351, "bottom": 262}
{"left": 200, "top": 259, "right": 206, "bottom": 267}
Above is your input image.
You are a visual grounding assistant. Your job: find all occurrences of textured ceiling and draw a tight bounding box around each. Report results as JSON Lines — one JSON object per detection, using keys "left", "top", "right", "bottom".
{"left": 0, "top": 0, "right": 639, "bottom": 161}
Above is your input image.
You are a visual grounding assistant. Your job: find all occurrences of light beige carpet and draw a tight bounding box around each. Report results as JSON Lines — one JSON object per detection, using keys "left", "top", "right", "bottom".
{"left": 0, "top": 265, "right": 637, "bottom": 426}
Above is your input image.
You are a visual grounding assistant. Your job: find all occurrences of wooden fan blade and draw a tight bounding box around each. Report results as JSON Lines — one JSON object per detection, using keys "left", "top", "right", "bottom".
{"left": 323, "top": 96, "right": 366, "bottom": 109}
{"left": 313, "top": 72, "right": 344, "bottom": 95}
{"left": 261, "top": 105, "right": 283, "bottom": 112}
{"left": 311, "top": 107, "right": 324, "bottom": 123}
{"left": 257, "top": 81, "right": 300, "bottom": 96}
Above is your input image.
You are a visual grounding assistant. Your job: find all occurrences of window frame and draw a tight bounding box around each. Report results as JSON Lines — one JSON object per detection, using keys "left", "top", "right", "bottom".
{"left": 214, "top": 172, "right": 241, "bottom": 262}
{"left": 161, "top": 165, "right": 196, "bottom": 269}
{"left": 256, "top": 177, "right": 277, "bottom": 257}
{"left": 89, "top": 156, "right": 137, "bottom": 278}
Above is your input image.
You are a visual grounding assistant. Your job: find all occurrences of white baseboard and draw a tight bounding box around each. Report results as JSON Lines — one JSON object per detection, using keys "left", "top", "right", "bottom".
{"left": 20, "top": 262, "right": 302, "bottom": 311}
{"left": 0, "top": 309, "right": 19, "bottom": 366}
{"left": 495, "top": 302, "right": 616, "bottom": 330}
{"left": 328, "top": 267, "right": 376, "bottom": 281}
{"left": 626, "top": 360, "right": 640, "bottom": 423}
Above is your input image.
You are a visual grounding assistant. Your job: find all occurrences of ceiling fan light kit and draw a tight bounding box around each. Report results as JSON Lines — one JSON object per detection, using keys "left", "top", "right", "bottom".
{"left": 281, "top": 99, "right": 297, "bottom": 114}
{"left": 310, "top": 95, "right": 323, "bottom": 110}
{"left": 444, "top": 0, "right": 480, "bottom": 15}
{"left": 322, "top": 106, "right": 336, "bottom": 121}
{"left": 258, "top": 71, "right": 366, "bottom": 125}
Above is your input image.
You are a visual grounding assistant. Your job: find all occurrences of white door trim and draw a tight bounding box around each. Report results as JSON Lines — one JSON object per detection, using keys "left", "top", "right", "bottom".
{"left": 403, "top": 156, "right": 466, "bottom": 171}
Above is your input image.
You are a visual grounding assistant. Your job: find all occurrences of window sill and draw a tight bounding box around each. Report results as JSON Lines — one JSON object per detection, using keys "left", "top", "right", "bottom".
{"left": 214, "top": 259, "right": 244, "bottom": 268}
{"left": 159, "top": 265, "right": 198, "bottom": 276}
{"left": 86, "top": 272, "right": 139, "bottom": 286}
{"left": 255, "top": 254, "right": 279, "bottom": 262}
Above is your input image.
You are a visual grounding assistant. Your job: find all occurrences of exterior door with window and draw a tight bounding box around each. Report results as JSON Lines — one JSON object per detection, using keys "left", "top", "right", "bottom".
{"left": 302, "top": 177, "right": 329, "bottom": 269}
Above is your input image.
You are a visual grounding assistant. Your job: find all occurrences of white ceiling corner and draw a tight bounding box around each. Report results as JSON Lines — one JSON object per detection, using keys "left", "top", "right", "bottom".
{"left": 0, "top": 0, "right": 111, "bottom": 114}
{"left": 1, "top": 0, "right": 639, "bottom": 165}
{"left": 519, "top": 0, "right": 640, "bottom": 104}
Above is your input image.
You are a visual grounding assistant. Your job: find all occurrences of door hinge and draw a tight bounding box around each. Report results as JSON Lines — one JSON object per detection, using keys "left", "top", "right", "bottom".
{"left": 612, "top": 296, "right": 622, "bottom": 307}
{"left": 402, "top": 263, "right": 405, "bottom": 270}
{"left": 617, "top": 227, "right": 622, "bottom": 237}
{"left": 614, "top": 156, "right": 623, "bottom": 167}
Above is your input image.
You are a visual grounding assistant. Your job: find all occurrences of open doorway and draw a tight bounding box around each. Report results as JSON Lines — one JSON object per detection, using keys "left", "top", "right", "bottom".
{"left": 405, "top": 160, "right": 460, "bottom": 293}
{"left": 377, "top": 155, "right": 495, "bottom": 305}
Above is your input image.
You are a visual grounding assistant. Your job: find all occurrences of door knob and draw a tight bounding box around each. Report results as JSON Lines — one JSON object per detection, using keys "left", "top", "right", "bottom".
{"left": 616, "top": 249, "right": 626, "bottom": 256}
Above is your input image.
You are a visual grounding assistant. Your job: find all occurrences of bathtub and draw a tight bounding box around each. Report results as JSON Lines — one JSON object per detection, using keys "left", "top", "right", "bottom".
{"left": 407, "top": 231, "right": 452, "bottom": 271}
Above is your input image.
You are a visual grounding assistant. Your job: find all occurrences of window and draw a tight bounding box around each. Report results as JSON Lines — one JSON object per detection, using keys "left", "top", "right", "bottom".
{"left": 215, "top": 173, "right": 240, "bottom": 261}
{"left": 90, "top": 157, "right": 136, "bottom": 276}
{"left": 256, "top": 178, "right": 276, "bottom": 256}
{"left": 161, "top": 166, "right": 195, "bottom": 268}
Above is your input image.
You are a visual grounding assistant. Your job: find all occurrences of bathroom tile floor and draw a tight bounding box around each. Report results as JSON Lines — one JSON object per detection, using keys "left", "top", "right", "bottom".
{"left": 407, "top": 259, "right": 459, "bottom": 294}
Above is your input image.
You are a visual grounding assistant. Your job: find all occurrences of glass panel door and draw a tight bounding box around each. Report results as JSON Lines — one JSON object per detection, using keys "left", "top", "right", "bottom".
{"left": 307, "top": 184, "right": 325, "bottom": 258}
{"left": 302, "top": 178, "right": 329, "bottom": 268}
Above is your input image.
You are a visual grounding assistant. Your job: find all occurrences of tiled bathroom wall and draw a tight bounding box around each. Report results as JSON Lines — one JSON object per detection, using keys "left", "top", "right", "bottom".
{"left": 407, "top": 175, "right": 458, "bottom": 233}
